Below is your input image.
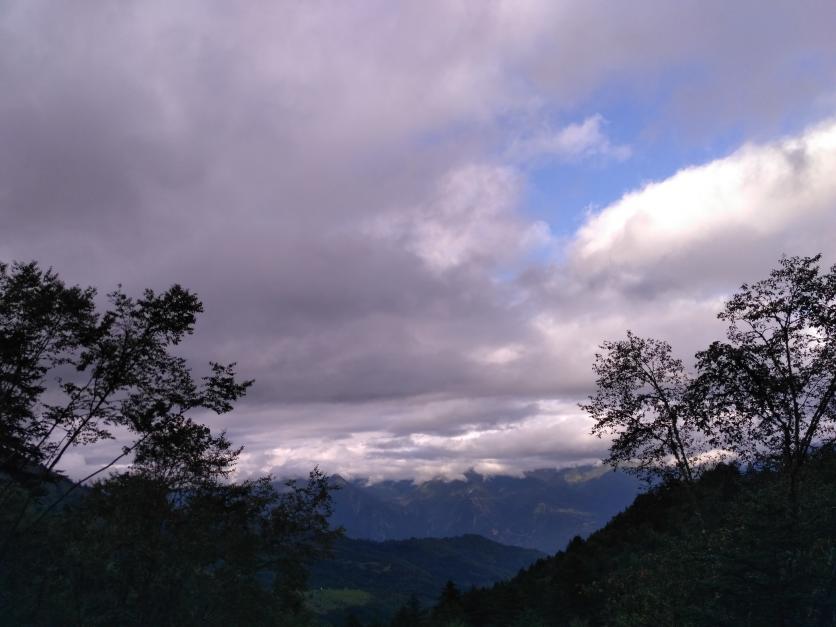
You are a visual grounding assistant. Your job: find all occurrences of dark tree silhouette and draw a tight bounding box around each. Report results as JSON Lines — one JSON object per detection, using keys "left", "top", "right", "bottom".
{"left": 695, "top": 254, "right": 836, "bottom": 502}
{"left": 391, "top": 595, "right": 426, "bottom": 627}
{"left": 0, "top": 262, "right": 96, "bottom": 471}
{"left": 582, "top": 331, "right": 704, "bottom": 483}
{"left": 0, "top": 261, "right": 253, "bottom": 545}
{"left": 0, "top": 261, "right": 339, "bottom": 625}
{"left": 421, "top": 254, "right": 836, "bottom": 627}
{"left": 431, "top": 580, "right": 465, "bottom": 625}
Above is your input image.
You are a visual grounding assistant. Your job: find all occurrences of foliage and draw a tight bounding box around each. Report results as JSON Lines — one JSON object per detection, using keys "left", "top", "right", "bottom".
{"left": 582, "top": 332, "right": 703, "bottom": 483}
{"left": 410, "top": 455, "right": 836, "bottom": 626}
{"left": 0, "top": 262, "right": 96, "bottom": 470}
{"left": 583, "top": 254, "right": 836, "bottom": 491}
{"left": 431, "top": 581, "right": 465, "bottom": 625}
{"left": 307, "top": 534, "right": 542, "bottom": 625}
{"left": 390, "top": 595, "right": 427, "bottom": 627}
{"left": 695, "top": 254, "right": 836, "bottom": 487}
{"left": 0, "top": 261, "right": 338, "bottom": 625}
{"left": 409, "top": 255, "right": 836, "bottom": 627}
{"left": 307, "top": 588, "right": 374, "bottom": 615}
{"left": 0, "top": 261, "right": 252, "bottom": 537}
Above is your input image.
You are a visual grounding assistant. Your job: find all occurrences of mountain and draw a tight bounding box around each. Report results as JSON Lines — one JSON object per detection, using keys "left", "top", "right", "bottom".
{"left": 307, "top": 534, "right": 544, "bottom": 624}
{"left": 328, "top": 465, "right": 641, "bottom": 553}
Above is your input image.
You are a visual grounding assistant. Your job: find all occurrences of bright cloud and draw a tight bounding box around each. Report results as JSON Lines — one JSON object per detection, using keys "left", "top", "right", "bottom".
{"left": 572, "top": 119, "right": 836, "bottom": 285}
{"left": 577, "top": 120, "right": 836, "bottom": 260}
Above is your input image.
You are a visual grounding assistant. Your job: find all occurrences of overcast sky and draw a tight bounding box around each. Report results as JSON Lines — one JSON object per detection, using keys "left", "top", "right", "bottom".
{"left": 3, "top": 1, "right": 836, "bottom": 481}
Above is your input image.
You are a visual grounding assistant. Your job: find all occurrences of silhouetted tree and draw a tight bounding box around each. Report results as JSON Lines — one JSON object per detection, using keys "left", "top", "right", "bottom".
{"left": 0, "top": 262, "right": 96, "bottom": 471}
{"left": 13, "top": 470, "right": 336, "bottom": 625}
{"left": 695, "top": 254, "right": 836, "bottom": 504}
{"left": 0, "top": 261, "right": 339, "bottom": 625}
{"left": 582, "top": 331, "right": 704, "bottom": 483}
{"left": 428, "top": 255, "right": 836, "bottom": 627}
{"left": 391, "top": 595, "right": 426, "bottom": 627}
{"left": 0, "top": 261, "right": 253, "bottom": 550}
{"left": 431, "top": 580, "right": 465, "bottom": 625}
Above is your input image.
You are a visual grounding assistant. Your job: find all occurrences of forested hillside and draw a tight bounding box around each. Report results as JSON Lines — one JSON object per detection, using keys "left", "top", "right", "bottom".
{"left": 390, "top": 256, "right": 836, "bottom": 626}
{"left": 404, "top": 453, "right": 836, "bottom": 625}
{"left": 307, "top": 535, "right": 543, "bottom": 624}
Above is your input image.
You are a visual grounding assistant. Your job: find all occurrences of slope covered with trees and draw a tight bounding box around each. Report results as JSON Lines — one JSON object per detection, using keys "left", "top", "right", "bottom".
{"left": 403, "top": 454, "right": 836, "bottom": 626}
{"left": 400, "top": 254, "right": 836, "bottom": 627}
{"left": 307, "top": 535, "right": 543, "bottom": 624}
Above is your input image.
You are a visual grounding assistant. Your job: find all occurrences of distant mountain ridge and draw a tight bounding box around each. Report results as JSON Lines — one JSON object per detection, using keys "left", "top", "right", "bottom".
{"left": 326, "top": 465, "right": 641, "bottom": 553}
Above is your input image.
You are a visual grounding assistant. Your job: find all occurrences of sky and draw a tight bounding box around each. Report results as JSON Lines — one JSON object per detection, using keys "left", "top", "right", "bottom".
{"left": 2, "top": 1, "right": 836, "bottom": 482}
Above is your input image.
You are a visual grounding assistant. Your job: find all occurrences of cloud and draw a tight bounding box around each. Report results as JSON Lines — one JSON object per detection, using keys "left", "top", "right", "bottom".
{"left": 508, "top": 115, "right": 631, "bottom": 164}
{"left": 1, "top": 2, "right": 836, "bottom": 480}
{"left": 368, "top": 164, "right": 551, "bottom": 272}
{"left": 249, "top": 400, "right": 604, "bottom": 483}
{"left": 572, "top": 119, "right": 836, "bottom": 286}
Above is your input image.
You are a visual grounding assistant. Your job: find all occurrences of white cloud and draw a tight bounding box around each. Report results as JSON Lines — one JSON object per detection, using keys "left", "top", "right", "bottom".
{"left": 369, "top": 164, "right": 552, "bottom": 271}
{"left": 252, "top": 399, "right": 603, "bottom": 483}
{"left": 573, "top": 119, "right": 836, "bottom": 277}
{"left": 515, "top": 119, "right": 836, "bottom": 407}
{"left": 508, "top": 115, "right": 631, "bottom": 164}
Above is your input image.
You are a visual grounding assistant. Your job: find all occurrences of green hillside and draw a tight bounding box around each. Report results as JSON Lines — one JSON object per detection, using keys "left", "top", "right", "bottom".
{"left": 307, "top": 535, "right": 543, "bottom": 624}
{"left": 410, "top": 450, "right": 836, "bottom": 626}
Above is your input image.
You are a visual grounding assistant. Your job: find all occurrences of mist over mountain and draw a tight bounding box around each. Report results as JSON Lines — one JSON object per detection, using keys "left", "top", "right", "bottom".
{"left": 327, "top": 465, "right": 641, "bottom": 553}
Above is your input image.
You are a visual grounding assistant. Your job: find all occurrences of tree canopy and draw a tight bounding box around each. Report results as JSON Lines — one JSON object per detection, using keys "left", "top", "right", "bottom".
{"left": 695, "top": 254, "right": 836, "bottom": 482}
{"left": 413, "top": 254, "right": 836, "bottom": 627}
{"left": 582, "top": 332, "right": 702, "bottom": 484}
{"left": 0, "top": 261, "right": 339, "bottom": 625}
{"left": 584, "top": 254, "right": 836, "bottom": 490}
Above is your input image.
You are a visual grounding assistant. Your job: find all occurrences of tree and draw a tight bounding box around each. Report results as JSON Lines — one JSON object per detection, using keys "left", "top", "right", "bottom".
{"left": 0, "top": 261, "right": 252, "bottom": 546}
{"left": 582, "top": 331, "right": 703, "bottom": 484}
{"left": 695, "top": 254, "right": 836, "bottom": 501}
{"left": 0, "top": 262, "right": 96, "bottom": 472}
{"left": 0, "top": 261, "right": 340, "bottom": 624}
{"left": 391, "top": 595, "right": 426, "bottom": 627}
{"left": 15, "top": 470, "right": 338, "bottom": 625}
{"left": 431, "top": 580, "right": 465, "bottom": 625}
